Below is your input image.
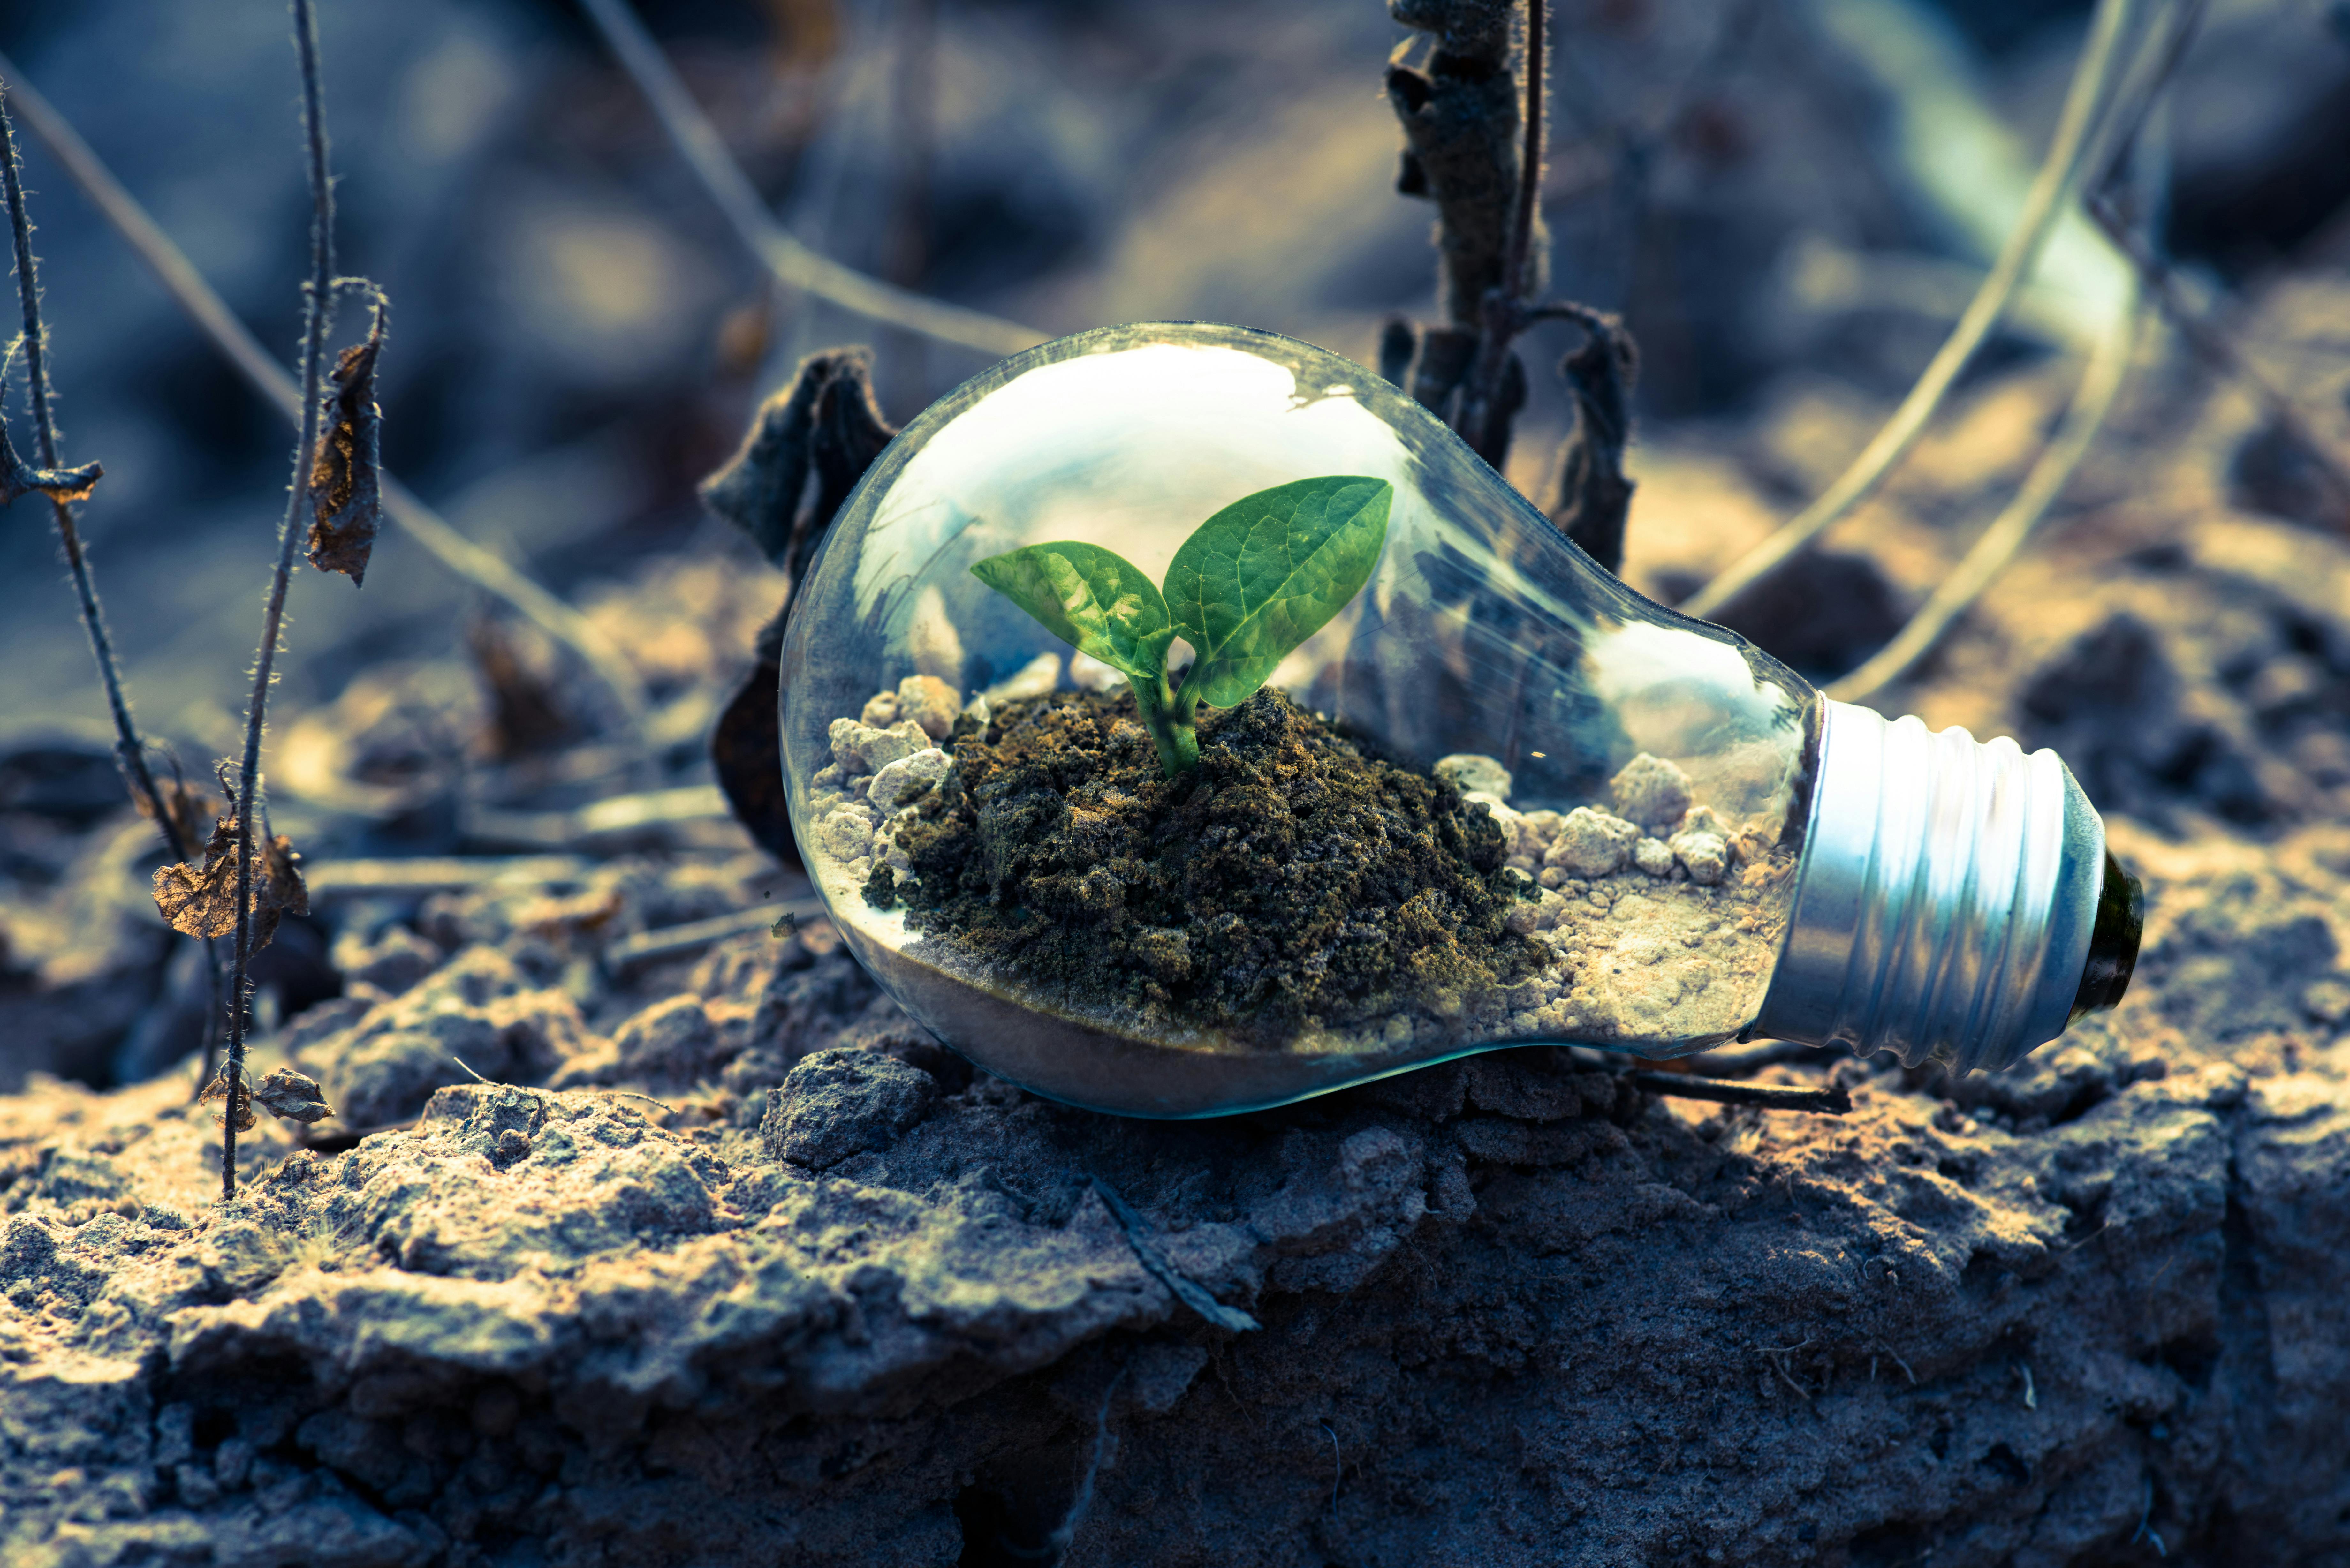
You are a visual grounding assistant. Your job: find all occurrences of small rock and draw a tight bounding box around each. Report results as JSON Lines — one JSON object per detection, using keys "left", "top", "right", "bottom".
{"left": 1633, "top": 837, "right": 1676, "bottom": 877}
{"left": 859, "top": 691, "right": 903, "bottom": 727}
{"left": 983, "top": 652, "right": 1061, "bottom": 704}
{"left": 331, "top": 923, "right": 443, "bottom": 997}
{"left": 814, "top": 809, "right": 875, "bottom": 861}
{"left": 1610, "top": 753, "right": 1693, "bottom": 831}
{"left": 896, "top": 675, "right": 961, "bottom": 739}
{"left": 878, "top": 808, "right": 923, "bottom": 874}
{"left": 1462, "top": 791, "right": 1520, "bottom": 840}
{"left": 1671, "top": 829, "right": 1729, "bottom": 885}
{"left": 1544, "top": 807, "right": 1639, "bottom": 878}
{"left": 830, "top": 718, "right": 931, "bottom": 773}
{"left": 613, "top": 994, "right": 722, "bottom": 1081}
{"left": 762, "top": 1048, "right": 937, "bottom": 1169}
{"left": 1676, "top": 804, "right": 1728, "bottom": 839}
{"left": 1435, "top": 754, "right": 1513, "bottom": 801}
{"left": 869, "top": 748, "right": 954, "bottom": 811}
{"left": 1069, "top": 652, "right": 1126, "bottom": 693}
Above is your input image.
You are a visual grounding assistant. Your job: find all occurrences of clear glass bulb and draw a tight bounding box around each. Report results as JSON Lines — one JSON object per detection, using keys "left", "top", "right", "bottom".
{"left": 777, "top": 324, "right": 2141, "bottom": 1117}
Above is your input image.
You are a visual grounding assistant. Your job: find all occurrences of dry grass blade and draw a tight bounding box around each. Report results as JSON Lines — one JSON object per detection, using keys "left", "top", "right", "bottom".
{"left": 576, "top": 0, "right": 1047, "bottom": 360}
{"left": 1830, "top": 288, "right": 2143, "bottom": 704}
{"left": 0, "top": 55, "right": 654, "bottom": 738}
{"left": 0, "top": 85, "right": 181, "bottom": 857}
{"left": 1677, "top": 0, "right": 2144, "bottom": 622}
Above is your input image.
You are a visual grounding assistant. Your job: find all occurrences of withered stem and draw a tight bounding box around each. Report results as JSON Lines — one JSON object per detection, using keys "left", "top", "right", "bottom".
{"left": 224, "top": 0, "right": 336, "bottom": 1201}
{"left": 0, "top": 87, "right": 225, "bottom": 1086}
{"left": 1629, "top": 1071, "right": 1853, "bottom": 1116}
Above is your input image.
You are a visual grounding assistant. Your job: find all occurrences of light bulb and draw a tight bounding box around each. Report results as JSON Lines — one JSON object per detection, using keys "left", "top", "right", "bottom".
{"left": 777, "top": 324, "right": 2142, "bottom": 1118}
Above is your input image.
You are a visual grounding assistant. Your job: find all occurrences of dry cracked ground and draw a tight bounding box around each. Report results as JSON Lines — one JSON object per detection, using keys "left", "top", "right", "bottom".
{"left": 2, "top": 812, "right": 2347, "bottom": 1567}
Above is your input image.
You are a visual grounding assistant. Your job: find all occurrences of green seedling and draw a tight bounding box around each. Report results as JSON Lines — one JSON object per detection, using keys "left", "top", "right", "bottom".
{"left": 972, "top": 475, "right": 1394, "bottom": 776}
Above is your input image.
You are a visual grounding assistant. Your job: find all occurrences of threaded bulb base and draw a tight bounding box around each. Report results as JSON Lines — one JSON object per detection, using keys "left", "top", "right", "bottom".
{"left": 1755, "top": 701, "right": 2124, "bottom": 1073}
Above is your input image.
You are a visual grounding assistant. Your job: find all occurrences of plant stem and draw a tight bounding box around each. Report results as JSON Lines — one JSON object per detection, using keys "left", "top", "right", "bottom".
{"left": 1677, "top": 0, "right": 2144, "bottom": 622}
{"left": 0, "top": 92, "right": 179, "bottom": 854}
{"left": 1127, "top": 675, "right": 1198, "bottom": 778}
{"left": 576, "top": 0, "right": 1045, "bottom": 358}
{"left": 223, "top": 0, "right": 336, "bottom": 1202}
{"left": 0, "top": 86, "right": 224, "bottom": 1084}
{"left": 1627, "top": 1071, "right": 1852, "bottom": 1116}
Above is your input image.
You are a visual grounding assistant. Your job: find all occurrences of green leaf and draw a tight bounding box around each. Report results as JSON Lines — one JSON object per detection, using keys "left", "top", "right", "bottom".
{"left": 970, "top": 541, "right": 1175, "bottom": 682}
{"left": 1165, "top": 476, "right": 1392, "bottom": 708}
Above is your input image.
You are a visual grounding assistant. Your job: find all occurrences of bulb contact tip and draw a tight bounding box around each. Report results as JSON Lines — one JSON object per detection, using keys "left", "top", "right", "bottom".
{"left": 2070, "top": 850, "right": 2142, "bottom": 1021}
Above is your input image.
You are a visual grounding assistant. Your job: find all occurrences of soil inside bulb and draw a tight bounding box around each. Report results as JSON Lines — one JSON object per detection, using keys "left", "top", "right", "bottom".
{"left": 805, "top": 680, "right": 1794, "bottom": 1056}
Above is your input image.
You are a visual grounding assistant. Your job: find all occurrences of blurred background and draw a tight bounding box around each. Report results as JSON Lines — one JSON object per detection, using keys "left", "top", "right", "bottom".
{"left": 1, "top": 0, "right": 2343, "bottom": 727}
{"left": 2, "top": 0, "right": 2347, "bottom": 1085}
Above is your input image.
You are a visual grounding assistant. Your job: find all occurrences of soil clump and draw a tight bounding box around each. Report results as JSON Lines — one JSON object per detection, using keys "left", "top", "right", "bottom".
{"left": 888, "top": 686, "right": 1542, "bottom": 1047}
{"left": 807, "top": 680, "right": 1794, "bottom": 1052}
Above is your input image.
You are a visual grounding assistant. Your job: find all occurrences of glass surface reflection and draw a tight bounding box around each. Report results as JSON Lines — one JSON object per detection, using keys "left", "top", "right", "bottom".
{"left": 779, "top": 323, "right": 1819, "bottom": 1117}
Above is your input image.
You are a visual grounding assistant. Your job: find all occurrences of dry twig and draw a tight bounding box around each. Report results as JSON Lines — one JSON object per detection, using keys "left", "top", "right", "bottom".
{"left": 1678, "top": 0, "right": 2144, "bottom": 622}
{"left": 576, "top": 0, "right": 1046, "bottom": 359}
{"left": 604, "top": 901, "right": 825, "bottom": 974}
{"left": 0, "top": 95, "right": 176, "bottom": 850}
{"left": 0, "top": 56, "right": 654, "bottom": 739}
{"left": 1830, "top": 287, "right": 2144, "bottom": 702}
{"left": 0, "top": 86, "right": 229, "bottom": 1085}
{"left": 221, "top": 0, "right": 340, "bottom": 1201}
{"left": 1628, "top": 1071, "right": 1852, "bottom": 1116}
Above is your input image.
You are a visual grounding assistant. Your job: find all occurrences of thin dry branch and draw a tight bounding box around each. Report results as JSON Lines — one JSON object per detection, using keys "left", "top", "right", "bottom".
{"left": 1830, "top": 286, "right": 2143, "bottom": 704}
{"left": 1628, "top": 1071, "right": 1852, "bottom": 1116}
{"left": 1677, "top": 0, "right": 2143, "bottom": 622}
{"left": 0, "top": 56, "right": 654, "bottom": 738}
{"left": 0, "top": 85, "right": 227, "bottom": 1090}
{"left": 222, "top": 0, "right": 339, "bottom": 1201}
{"left": 0, "top": 91, "right": 180, "bottom": 860}
{"left": 576, "top": 0, "right": 1047, "bottom": 360}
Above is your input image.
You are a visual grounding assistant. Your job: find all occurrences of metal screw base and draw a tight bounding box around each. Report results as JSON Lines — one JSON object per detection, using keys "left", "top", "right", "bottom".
{"left": 1755, "top": 701, "right": 2114, "bottom": 1073}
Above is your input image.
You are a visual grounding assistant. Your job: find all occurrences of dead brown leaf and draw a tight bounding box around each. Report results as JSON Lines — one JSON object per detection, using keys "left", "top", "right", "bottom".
{"left": 306, "top": 303, "right": 386, "bottom": 584}
{"left": 151, "top": 818, "right": 311, "bottom": 951}
{"left": 198, "top": 1063, "right": 255, "bottom": 1134}
{"left": 254, "top": 1067, "right": 333, "bottom": 1124}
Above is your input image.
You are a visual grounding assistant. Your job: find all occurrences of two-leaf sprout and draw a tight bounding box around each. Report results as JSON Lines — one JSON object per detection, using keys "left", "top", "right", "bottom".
{"left": 972, "top": 475, "right": 1395, "bottom": 776}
